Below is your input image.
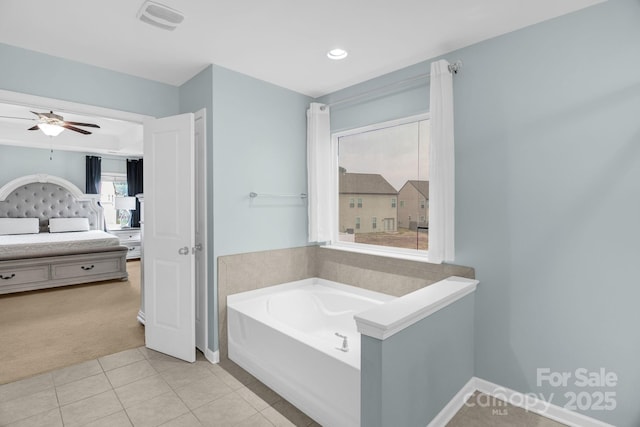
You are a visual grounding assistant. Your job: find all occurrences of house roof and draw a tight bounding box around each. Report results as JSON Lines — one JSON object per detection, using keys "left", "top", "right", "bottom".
{"left": 399, "top": 180, "right": 429, "bottom": 199}
{"left": 339, "top": 173, "right": 397, "bottom": 195}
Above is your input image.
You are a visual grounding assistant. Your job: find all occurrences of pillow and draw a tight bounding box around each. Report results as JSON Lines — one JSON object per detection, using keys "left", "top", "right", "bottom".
{"left": 49, "top": 217, "right": 90, "bottom": 233}
{"left": 0, "top": 218, "right": 40, "bottom": 235}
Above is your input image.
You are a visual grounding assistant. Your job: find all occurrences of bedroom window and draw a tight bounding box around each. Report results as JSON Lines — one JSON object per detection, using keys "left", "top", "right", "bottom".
{"left": 100, "top": 173, "right": 128, "bottom": 229}
{"left": 335, "top": 114, "right": 429, "bottom": 255}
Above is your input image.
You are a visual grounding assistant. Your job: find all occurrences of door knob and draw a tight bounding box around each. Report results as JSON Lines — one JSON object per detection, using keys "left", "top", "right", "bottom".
{"left": 178, "top": 246, "right": 189, "bottom": 255}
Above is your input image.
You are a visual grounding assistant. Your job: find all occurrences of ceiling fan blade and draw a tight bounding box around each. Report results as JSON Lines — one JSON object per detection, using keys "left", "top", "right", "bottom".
{"left": 0, "top": 115, "right": 34, "bottom": 121}
{"left": 62, "top": 124, "right": 92, "bottom": 135}
{"left": 27, "top": 125, "right": 40, "bottom": 130}
{"left": 64, "top": 121, "right": 100, "bottom": 128}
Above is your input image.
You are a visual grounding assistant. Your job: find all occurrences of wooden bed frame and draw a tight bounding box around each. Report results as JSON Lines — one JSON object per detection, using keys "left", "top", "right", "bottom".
{"left": 0, "top": 174, "right": 128, "bottom": 294}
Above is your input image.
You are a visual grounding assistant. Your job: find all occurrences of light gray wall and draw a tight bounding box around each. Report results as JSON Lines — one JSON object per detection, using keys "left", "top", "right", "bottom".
{"left": 0, "top": 145, "right": 87, "bottom": 190}
{"left": 454, "top": 2, "right": 640, "bottom": 426}
{"left": 361, "top": 293, "right": 475, "bottom": 427}
{"left": 0, "top": 145, "right": 129, "bottom": 191}
{"left": 0, "top": 43, "right": 179, "bottom": 117}
{"left": 178, "top": 65, "right": 216, "bottom": 352}
{"left": 320, "top": 1, "right": 640, "bottom": 425}
{"left": 209, "top": 64, "right": 313, "bottom": 351}
{"left": 0, "top": 42, "right": 178, "bottom": 190}
{"left": 318, "top": 61, "right": 429, "bottom": 133}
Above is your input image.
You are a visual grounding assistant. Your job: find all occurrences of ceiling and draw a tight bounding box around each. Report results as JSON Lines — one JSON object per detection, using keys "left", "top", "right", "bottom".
{"left": 0, "top": 101, "right": 143, "bottom": 156}
{"left": 0, "top": 0, "right": 604, "bottom": 98}
{"left": 0, "top": 0, "right": 604, "bottom": 156}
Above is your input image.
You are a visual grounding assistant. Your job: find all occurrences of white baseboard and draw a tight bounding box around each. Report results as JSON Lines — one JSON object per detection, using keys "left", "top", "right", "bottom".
{"left": 429, "top": 377, "right": 615, "bottom": 427}
{"left": 203, "top": 348, "right": 219, "bottom": 364}
{"left": 427, "top": 377, "right": 477, "bottom": 427}
{"left": 473, "top": 377, "right": 615, "bottom": 427}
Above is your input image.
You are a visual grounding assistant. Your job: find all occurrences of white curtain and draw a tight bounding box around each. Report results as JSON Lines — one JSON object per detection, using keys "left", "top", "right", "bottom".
{"left": 428, "top": 59, "right": 455, "bottom": 263}
{"left": 307, "top": 102, "right": 334, "bottom": 242}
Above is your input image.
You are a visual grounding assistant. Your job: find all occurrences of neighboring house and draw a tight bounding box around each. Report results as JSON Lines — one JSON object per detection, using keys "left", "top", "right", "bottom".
{"left": 397, "top": 180, "right": 429, "bottom": 230}
{"left": 339, "top": 172, "right": 397, "bottom": 234}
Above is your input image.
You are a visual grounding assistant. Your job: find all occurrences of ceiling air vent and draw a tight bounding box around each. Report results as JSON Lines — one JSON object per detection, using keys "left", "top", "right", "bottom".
{"left": 137, "top": 1, "right": 184, "bottom": 31}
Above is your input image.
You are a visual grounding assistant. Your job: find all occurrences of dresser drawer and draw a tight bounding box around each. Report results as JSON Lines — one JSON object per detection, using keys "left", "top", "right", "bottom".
{"left": 0, "top": 265, "right": 49, "bottom": 286}
{"left": 110, "top": 229, "right": 141, "bottom": 243}
{"left": 51, "top": 259, "right": 122, "bottom": 280}
{"left": 124, "top": 242, "right": 141, "bottom": 259}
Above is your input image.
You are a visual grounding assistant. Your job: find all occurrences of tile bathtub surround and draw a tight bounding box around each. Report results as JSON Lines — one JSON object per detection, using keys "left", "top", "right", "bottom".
{"left": 217, "top": 245, "right": 475, "bottom": 359}
{"left": 315, "top": 247, "right": 475, "bottom": 297}
{"left": 0, "top": 347, "right": 320, "bottom": 427}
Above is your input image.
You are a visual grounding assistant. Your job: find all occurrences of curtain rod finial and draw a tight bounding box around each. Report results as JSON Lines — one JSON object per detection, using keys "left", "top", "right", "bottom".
{"left": 448, "top": 60, "right": 463, "bottom": 74}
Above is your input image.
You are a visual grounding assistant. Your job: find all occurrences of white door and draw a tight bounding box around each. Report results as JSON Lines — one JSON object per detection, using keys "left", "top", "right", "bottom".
{"left": 143, "top": 113, "right": 195, "bottom": 363}
{"left": 194, "top": 109, "right": 207, "bottom": 352}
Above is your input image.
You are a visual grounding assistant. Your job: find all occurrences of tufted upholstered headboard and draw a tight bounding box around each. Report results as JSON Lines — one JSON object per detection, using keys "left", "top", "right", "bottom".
{"left": 0, "top": 174, "right": 104, "bottom": 232}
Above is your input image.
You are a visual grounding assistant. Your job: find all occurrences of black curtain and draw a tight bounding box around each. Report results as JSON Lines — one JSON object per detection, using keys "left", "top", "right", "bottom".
{"left": 127, "top": 159, "right": 143, "bottom": 228}
{"left": 85, "top": 156, "right": 102, "bottom": 194}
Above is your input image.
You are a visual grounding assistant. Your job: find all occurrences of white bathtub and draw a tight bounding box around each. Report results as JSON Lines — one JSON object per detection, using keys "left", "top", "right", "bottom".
{"left": 227, "top": 277, "right": 395, "bottom": 427}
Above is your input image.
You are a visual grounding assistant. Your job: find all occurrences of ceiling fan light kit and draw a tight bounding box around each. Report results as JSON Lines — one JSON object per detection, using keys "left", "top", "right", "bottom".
{"left": 0, "top": 110, "right": 101, "bottom": 137}
{"left": 137, "top": 1, "right": 184, "bottom": 31}
{"left": 37, "top": 123, "right": 65, "bottom": 137}
{"left": 27, "top": 111, "right": 100, "bottom": 136}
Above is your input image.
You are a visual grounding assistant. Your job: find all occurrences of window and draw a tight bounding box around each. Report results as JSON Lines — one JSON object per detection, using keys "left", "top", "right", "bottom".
{"left": 335, "top": 114, "right": 429, "bottom": 255}
{"left": 100, "top": 173, "right": 128, "bottom": 229}
{"left": 349, "top": 198, "right": 355, "bottom": 208}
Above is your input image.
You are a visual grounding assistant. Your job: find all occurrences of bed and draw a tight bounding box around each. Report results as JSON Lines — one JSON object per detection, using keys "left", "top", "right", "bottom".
{"left": 0, "top": 174, "right": 128, "bottom": 294}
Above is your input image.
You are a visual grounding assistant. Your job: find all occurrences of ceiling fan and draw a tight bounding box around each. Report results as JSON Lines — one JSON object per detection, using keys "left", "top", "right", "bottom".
{"left": 0, "top": 110, "right": 100, "bottom": 136}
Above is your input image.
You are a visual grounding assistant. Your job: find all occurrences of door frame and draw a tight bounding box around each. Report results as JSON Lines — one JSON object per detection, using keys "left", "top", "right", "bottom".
{"left": 194, "top": 108, "right": 209, "bottom": 358}
{"left": 0, "top": 89, "right": 212, "bottom": 362}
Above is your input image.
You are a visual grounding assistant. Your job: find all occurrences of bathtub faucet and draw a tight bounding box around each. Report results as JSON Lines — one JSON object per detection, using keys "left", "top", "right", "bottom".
{"left": 335, "top": 332, "right": 349, "bottom": 352}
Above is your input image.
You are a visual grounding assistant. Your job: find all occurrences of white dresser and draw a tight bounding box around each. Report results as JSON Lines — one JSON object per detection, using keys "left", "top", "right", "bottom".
{"left": 136, "top": 194, "right": 145, "bottom": 325}
{"left": 109, "top": 227, "right": 141, "bottom": 259}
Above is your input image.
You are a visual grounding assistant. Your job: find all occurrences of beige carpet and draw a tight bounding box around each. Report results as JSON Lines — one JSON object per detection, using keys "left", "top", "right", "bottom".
{"left": 0, "top": 260, "right": 144, "bottom": 384}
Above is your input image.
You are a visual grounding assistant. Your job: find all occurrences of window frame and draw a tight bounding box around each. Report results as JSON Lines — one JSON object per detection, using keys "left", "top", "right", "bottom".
{"left": 327, "top": 113, "right": 432, "bottom": 262}
{"left": 100, "top": 172, "right": 128, "bottom": 230}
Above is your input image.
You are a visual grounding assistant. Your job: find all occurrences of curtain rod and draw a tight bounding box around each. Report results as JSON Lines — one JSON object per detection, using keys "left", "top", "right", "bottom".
{"left": 325, "top": 60, "right": 462, "bottom": 109}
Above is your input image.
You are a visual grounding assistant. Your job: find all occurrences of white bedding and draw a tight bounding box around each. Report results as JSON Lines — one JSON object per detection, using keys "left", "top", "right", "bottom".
{"left": 0, "top": 230, "right": 120, "bottom": 259}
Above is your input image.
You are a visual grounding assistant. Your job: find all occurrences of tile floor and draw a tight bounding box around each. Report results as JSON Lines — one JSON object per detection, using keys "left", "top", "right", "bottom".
{"left": 446, "top": 392, "right": 566, "bottom": 427}
{"left": 0, "top": 347, "right": 568, "bottom": 427}
{"left": 0, "top": 347, "right": 318, "bottom": 427}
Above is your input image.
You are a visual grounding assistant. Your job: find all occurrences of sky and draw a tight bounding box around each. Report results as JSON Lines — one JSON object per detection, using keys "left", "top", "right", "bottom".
{"left": 338, "top": 119, "right": 429, "bottom": 190}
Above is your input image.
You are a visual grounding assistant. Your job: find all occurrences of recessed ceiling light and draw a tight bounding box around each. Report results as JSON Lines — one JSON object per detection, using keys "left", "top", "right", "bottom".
{"left": 327, "top": 48, "right": 348, "bottom": 60}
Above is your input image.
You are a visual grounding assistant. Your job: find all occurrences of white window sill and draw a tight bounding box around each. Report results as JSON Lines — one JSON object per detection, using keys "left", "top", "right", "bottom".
{"left": 320, "top": 242, "right": 439, "bottom": 264}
